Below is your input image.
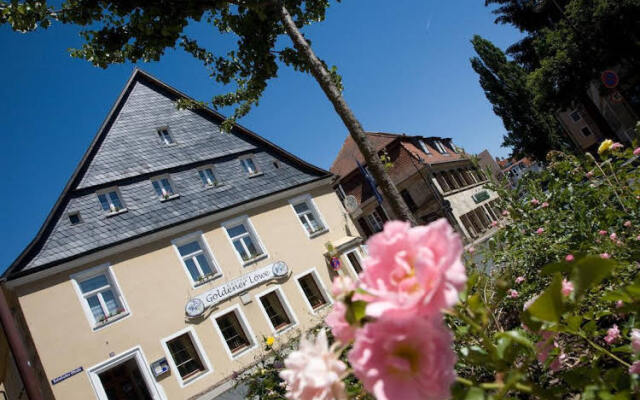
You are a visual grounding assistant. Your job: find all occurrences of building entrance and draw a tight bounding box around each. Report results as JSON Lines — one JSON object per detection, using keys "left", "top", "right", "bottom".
{"left": 98, "top": 358, "right": 152, "bottom": 400}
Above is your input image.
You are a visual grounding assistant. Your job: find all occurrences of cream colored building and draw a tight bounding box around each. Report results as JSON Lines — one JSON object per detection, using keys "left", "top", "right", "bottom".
{"left": 3, "top": 70, "right": 364, "bottom": 400}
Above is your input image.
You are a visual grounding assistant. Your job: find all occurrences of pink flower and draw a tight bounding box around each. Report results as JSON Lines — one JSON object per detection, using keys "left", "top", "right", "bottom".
{"left": 508, "top": 289, "right": 519, "bottom": 298}
{"left": 331, "top": 276, "right": 355, "bottom": 298}
{"left": 326, "top": 302, "right": 356, "bottom": 344}
{"left": 634, "top": 147, "right": 640, "bottom": 156}
{"left": 630, "top": 361, "right": 640, "bottom": 375}
{"left": 502, "top": 210, "right": 509, "bottom": 216}
{"left": 637, "top": 235, "right": 640, "bottom": 241}
{"left": 586, "top": 171, "right": 594, "bottom": 179}
{"left": 630, "top": 329, "right": 640, "bottom": 354}
{"left": 561, "top": 279, "right": 574, "bottom": 297}
{"left": 531, "top": 198, "right": 539, "bottom": 206}
{"left": 624, "top": 220, "right": 632, "bottom": 228}
{"left": 565, "top": 254, "right": 574, "bottom": 262}
{"left": 616, "top": 300, "right": 624, "bottom": 309}
{"left": 359, "top": 220, "right": 466, "bottom": 319}
{"left": 491, "top": 220, "right": 498, "bottom": 227}
{"left": 349, "top": 316, "right": 456, "bottom": 400}
{"left": 550, "top": 352, "right": 567, "bottom": 372}
{"left": 611, "top": 142, "right": 624, "bottom": 150}
{"left": 541, "top": 202, "right": 549, "bottom": 208}
{"left": 599, "top": 230, "right": 608, "bottom": 236}
{"left": 610, "top": 232, "right": 617, "bottom": 241}
{"left": 536, "top": 331, "right": 558, "bottom": 365}
{"left": 515, "top": 276, "right": 525, "bottom": 284}
{"left": 280, "top": 329, "right": 347, "bottom": 400}
{"left": 616, "top": 240, "right": 623, "bottom": 247}
{"left": 600, "top": 252, "right": 611, "bottom": 259}
{"left": 536, "top": 227, "right": 544, "bottom": 235}
{"left": 467, "top": 246, "right": 475, "bottom": 254}
{"left": 604, "top": 324, "right": 621, "bottom": 344}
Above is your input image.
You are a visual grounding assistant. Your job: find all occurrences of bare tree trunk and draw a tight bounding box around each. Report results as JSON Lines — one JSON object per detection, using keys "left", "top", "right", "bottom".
{"left": 278, "top": 4, "right": 417, "bottom": 225}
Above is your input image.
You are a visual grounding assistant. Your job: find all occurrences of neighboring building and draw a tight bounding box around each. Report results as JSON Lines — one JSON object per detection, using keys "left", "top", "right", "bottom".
{"left": 2, "top": 69, "right": 366, "bottom": 400}
{"left": 330, "top": 132, "right": 501, "bottom": 242}
{"left": 557, "top": 105, "right": 606, "bottom": 152}
{"left": 476, "top": 149, "right": 504, "bottom": 183}
{"left": 497, "top": 157, "right": 544, "bottom": 188}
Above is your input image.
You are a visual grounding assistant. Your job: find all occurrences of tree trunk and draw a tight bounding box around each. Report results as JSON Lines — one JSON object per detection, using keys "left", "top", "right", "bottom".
{"left": 278, "top": 4, "right": 417, "bottom": 225}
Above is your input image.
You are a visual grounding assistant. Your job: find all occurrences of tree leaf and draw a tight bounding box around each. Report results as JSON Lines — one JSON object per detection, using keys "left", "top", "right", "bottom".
{"left": 570, "top": 256, "right": 616, "bottom": 299}
{"left": 526, "top": 273, "right": 563, "bottom": 322}
{"left": 344, "top": 300, "right": 367, "bottom": 325}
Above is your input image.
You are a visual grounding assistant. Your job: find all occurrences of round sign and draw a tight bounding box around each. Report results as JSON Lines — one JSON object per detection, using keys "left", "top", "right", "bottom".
{"left": 185, "top": 298, "right": 205, "bottom": 318}
{"left": 343, "top": 195, "right": 359, "bottom": 213}
{"left": 272, "top": 261, "right": 289, "bottom": 277}
{"left": 601, "top": 70, "right": 619, "bottom": 89}
{"left": 330, "top": 256, "right": 341, "bottom": 271}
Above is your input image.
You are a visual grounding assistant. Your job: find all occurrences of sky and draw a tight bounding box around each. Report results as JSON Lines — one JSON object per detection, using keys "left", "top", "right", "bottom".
{"left": 0, "top": 1, "right": 523, "bottom": 271}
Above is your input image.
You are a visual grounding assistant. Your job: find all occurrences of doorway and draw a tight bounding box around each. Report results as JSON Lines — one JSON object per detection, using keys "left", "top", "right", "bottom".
{"left": 99, "top": 358, "right": 152, "bottom": 400}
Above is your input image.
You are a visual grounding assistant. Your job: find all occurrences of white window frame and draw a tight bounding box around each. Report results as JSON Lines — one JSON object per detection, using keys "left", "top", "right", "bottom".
{"left": 160, "top": 326, "right": 213, "bottom": 388}
{"left": 434, "top": 140, "right": 449, "bottom": 155}
{"left": 150, "top": 174, "right": 179, "bottom": 202}
{"left": 289, "top": 194, "right": 328, "bottom": 238}
{"left": 344, "top": 247, "right": 365, "bottom": 278}
{"left": 221, "top": 216, "right": 268, "bottom": 266}
{"left": 87, "top": 346, "right": 165, "bottom": 400}
{"left": 239, "top": 154, "right": 262, "bottom": 177}
{"left": 210, "top": 304, "right": 257, "bottom": 360}
{"left": 418, "top": 139, "right": 431, "bottom": 155}
{"left": 294, "top": 267, "right": 332, "bottom": 314}
{"left": 171, "top": 232, "right": 222, "bottom": 288}
{"left": 366, "top": 209, "right": 385, "bottom": 233}
{"left": 255, "top": 286, "right": 298, "bottom": 336}
{"left": 96, "top": 187, "right": 127, "bottom": 216}
{"left": 197, "top": 165, "right": 220, "bottom": 187}
{"left": 70, "top": 263, "right": 131, "bottom": 331}
{"left": 157, "top": 126, "right": 175, "bottom": 145}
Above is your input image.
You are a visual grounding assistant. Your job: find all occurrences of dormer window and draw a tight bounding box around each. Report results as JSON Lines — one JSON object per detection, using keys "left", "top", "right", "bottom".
{"left": 97, "top": 188, "right": 126, "bottom": 215}
{"left": 151, "top": 176, "right": 178, "bottom": 201}
{"left": 240, "top": 155, "right": 260, "bottom": 176}
{"left": 198, "top": 166, "right": 219, "bottom": 187}
{"left": 157, "top": 127, "right": 174, "bottom": 145}
{"left": 418, "top": 140, "right": 431, "bottom": 155}
{"left": 434, "top": 140, "right": 448, "bottom": 155}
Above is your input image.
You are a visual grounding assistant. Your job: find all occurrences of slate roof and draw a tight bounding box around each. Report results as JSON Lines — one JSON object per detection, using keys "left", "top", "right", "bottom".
{"left": 5, "top": 69, "right": 331, "bottom": 280}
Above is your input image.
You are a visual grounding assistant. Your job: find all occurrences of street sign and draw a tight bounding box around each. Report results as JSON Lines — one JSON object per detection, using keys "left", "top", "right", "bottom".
{"left": 601, "top": 70, "right": 619, "bottom": 89}
{"left": 610, "top": 90, "right": 624, "bottom": 103}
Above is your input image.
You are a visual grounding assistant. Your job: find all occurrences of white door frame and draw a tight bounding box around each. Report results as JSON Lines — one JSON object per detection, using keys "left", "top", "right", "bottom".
{"left": 87, "top": 346, "right": 166, "bottom": 400}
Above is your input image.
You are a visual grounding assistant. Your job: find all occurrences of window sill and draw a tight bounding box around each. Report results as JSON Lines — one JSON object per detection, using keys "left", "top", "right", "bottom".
{"left": 160, "top": 194, "right": 180, "bottom": 202}
{"left": 247, "top": 172, "right": 264, "bottom": 179}
{"left": 193, "top": 273, "right": 222, "bottom": 287}
{"left": 274, "top": 323, "right": 298, "bottom": 337}
{"left": 241, "top": 253, "right": 268, "bottom": 266}
{"left": 308, "top": 228, "right": 329, "bottom": 238}
{"left": 311, "top": 303, "right": 332, "bottom": 314}
{"left": 229, "top": 343, "right": 257, "bottom": 359}
{"left": 105, "top": 208, "right": 128, "bottom": 218}
{"left": 92, "top": 311, "right": 130, "bottom": 331}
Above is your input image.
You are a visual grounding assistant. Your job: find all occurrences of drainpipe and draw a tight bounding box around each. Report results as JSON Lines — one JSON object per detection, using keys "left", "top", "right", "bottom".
{"left": 0, "top": 280, "right": 44, "bottom": 400}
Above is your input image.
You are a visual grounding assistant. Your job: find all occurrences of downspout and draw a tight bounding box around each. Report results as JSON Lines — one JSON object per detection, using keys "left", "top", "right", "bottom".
{"left": 0, "top": 280, "right": 44, "bottom": 400}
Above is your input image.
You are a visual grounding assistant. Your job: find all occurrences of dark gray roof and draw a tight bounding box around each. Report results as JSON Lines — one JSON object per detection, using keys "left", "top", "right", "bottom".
{"left": 6, "top": 69, "right": 331, "bottom": 279}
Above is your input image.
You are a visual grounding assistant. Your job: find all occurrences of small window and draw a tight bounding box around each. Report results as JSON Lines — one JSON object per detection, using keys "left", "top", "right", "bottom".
{"left": 581, "top": 127, "right": 592, "bottom": 137}
{"left": 298, "top": 273, "right": 328, "bottom": 310}
{"left": 259, "top": 289, "right": 294, "bottom": 333}
{"left": 418, "top": 140, "right": 431, "bottom": 155}
{"left": 68, "top": 212, "right": 82, "bottom": 225}
{"left": 240, "top": 156, "right": 260, "bottom": 176}
{"left": 71, "top": 265, "right": 128, "bottom": 329}
{"left": 366, "top": 209, "right": 385, "bottom": 233}
{"left": 151, "top": 176, "right": 177, "bottom": 201}
{"left": 570, "top": 111, "right": 581, "bottom": 122}
{"left": 174, "top": 235, "right": 219, "bottom": 284}
{"left": 400, "top": 189, "right": 418, "bottom": 212}
{"left": 198, "top": 167, "right": 219, "bottom": 187}
{"left": 158, "top": 128, "right": 174, "bottom": 145}
{"left": 216, "top": 311, "right": 252, "bottom": 355}
{"left": 167, "top": 333, "right": 206, "bottom": 381}
{"left": 434, "top": 140, "right": 448, "bottom": 154}
{"left": 291, "top": 195, "right": 326, "bottom": 236}
{"left": 272, "top": 160, "right": 281, "bottom": 169}
{"left": 97, "top": 189, "right": 125, "bottom": 215}
{"left": 224, "top": 218, "right": 265, "bottom": 263}
{"left": 345, "top": 249, "right": 364, "bottom": 274}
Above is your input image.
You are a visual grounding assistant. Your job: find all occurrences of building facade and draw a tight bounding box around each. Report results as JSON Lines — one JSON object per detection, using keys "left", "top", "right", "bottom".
{"left": 497, "top": 157, "right": 544, "bottom": 188}
{"left": 3, "top": 70, "right": 366, "bottom": 400}
{"left": 330, "top": 132, "right": 501, "bottom": 242}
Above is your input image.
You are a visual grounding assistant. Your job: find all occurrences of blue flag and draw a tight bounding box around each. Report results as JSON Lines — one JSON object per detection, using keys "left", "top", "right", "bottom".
{"left": 357, "top": 160, "right": 383, "bottom": 205}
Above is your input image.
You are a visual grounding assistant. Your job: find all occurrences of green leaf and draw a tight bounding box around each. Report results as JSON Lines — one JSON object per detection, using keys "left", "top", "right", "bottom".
{"left": 542, "top": 261, "right": 573, "bottom": 275}
{"left": 344, "top": 300, "right": 367, "bottom": 325}
{"left": 464, "top": 387, "right": 485, "bottom": 400}
{"left": 570, "top": 256, "right": 616, "bottom": 299}
{"left": 526, "top": 273, "right": 563, "bottom": 322}
{"left": 496, "top": 330, "right": 535, "bottom": 352}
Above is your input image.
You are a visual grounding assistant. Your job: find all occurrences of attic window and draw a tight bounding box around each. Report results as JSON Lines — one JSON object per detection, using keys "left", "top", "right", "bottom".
{"left": 434, "top": 140, "right": 448, "bottom": 155}
{"left": 68, "top": 212, "right": 82, "bottom": 225}
{"left": 97, "top": 188, "right": 126, "bottom": 215}
{"left": 418, "top": 140, "right": 431, "bottom": 155}
{"left": 151, "top": 175, "right": 179, "bottom": 201}
{"left": 240, "top": 155, "right": 261, "bottom": 177}
{"left": 157, "top": 127, "right": 174, "bottom": 145}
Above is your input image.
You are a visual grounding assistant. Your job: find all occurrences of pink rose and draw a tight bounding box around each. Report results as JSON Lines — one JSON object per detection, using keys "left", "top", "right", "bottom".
{"left": 565, "top": 254, "right": 574, "bottom": 262}
{"left": 586, "top": 171, "right": 594, "bottom": 179}
{"left": 616, "top": 300, "right": 624, "bottom": 309}
{"left": 349, "top": 316, "right": 456, "bottom": 400}
{"left": 624, "top": 220, "right": 632, "bottom": 228}
{"left": 531, "top": 198, "right": 539, "bottom": 206}
{"left": 561, "top": 279, "right": 574, "bottom": 297}
{"left": 508, "top": 289, "right": 519, "bottom": 298}
{"left": 610, "top": 232, "right": 617, "bottom": 241}
{"left": 491, "top": 220, "right": 498, "bottom": 227}
{"left": 600, "top": 252, "right": 611, "bottom": 259}
{"left": 604, "top": 324, "right": 621, "bottom": 344}
{"left": 467, "top": 246, "right": 475, "bottom": 254}
{"left": 325, "top": 302, "right": 357, "bottom": 344}
{"left": 611, "top": 142, "right": 624, "bottom": 150}
{"left": 536, "top": 331, "right": 558, "bottom": 365}
{"left": 502, "top": 210, "right": 509, "bottom": 216}
{"left": 630, "top": 361, "right": 640, "bottom": 375}
{"left": 616, "top": 240, "right": 623, "bottom": 247}
{"left": 359, "top": 220, "right": 466, "bottom": 319}
{"left": 634, "top": 147, "right": 640, "bottom": 156}
{"left": 550, "top": 352, "right": 566, "bottom": 372}
{"left": 599, "top": 230, "right": 608, "bottom": 236}
{"left": 515, "top": 276, "right": 525, "bottom": 284}
{"left": 541, "top": 202, "right": 549, "bottom": 208}
{"left": 630, "top": 329, "right": 640, "bottom": 354}
{"left": 637, "top": 235, "right": 640, "bottom": 241}
{"left": 280, "top": 330, "right": 347, "bottom": 400}
{"left": 331, "top": 276, "right": 355, "bottom": 298}
{"left": 536, "top": 227, "right": 544, "bottom": 235}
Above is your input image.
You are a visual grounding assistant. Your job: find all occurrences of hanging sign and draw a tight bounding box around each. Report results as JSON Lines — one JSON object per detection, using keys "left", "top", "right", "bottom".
{"left": 601, "top": 70, "right": 619, "bottom": 89}
{"left": 185, "top": 261, "right": 288, "bottom": 318}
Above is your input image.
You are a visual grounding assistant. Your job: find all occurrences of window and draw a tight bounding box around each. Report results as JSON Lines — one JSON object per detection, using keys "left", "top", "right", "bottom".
{"left": 366, "top": 206, "right": 387, "bottom": 233}
{"left": 291, "top": 195, "right": 326, "bottom": 236}
{"left": 173, "top": 234, "right": 220, "bottom": 285}
{"left": 162, "top": 327, "right": 211, "bottom": 387}
{"left": 97, "top": 188, "right": 125, "bottom": 215}
{"left": 68, "top": 212, "right": 82, "bottom": 225}
{"left": 157, "top": 127, "right": 174, "bottom": 145}
{"left": 570, "top": 111, "right": 582, "bottom": 122}
{"left": 215, "top": 309, "right": 254, "bottom": 356}
{"left": 581, "top": 127, "right": 592, "bottom": 137}
{"left": 434, "top": 140, "right": 448, "bottom": 154}
{"left": 151, "top": 176, "right": 177, "bottom": 200}
{"left": 418, "top": 140, "right": 431, "bottom": 155}
{"left": 224, "top": 217, "right": 265, "bottom": 263}
{"left": 297, "top": 272, "right": 329, "bottom": 311}
{"left": 198, "top": 167, "right": 219, "bottom": 187}
{"left": 71, "top": 265, "right": 128, "bottom": 329}
{"left": 240, "top": 155, "right": 260, "bottom": 176}
{"left": 400, "top": 189, "right": 418, "bottom": 212}
{"left": 336, "top": 184, "right": 347, "bottom": 202}
{"left": 272, "top": 160, "right": 281, "bottom": 169}
{"left": 258, "top": 288, "right": 295, "bottom": 333}
{"left": 345, "top": 249, "right": 364, "bottom": 274}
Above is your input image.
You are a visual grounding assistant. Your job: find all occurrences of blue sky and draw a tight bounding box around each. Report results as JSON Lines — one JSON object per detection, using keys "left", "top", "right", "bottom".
{"left": 0, "top": 1, "right": 522, "bottom": 271}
